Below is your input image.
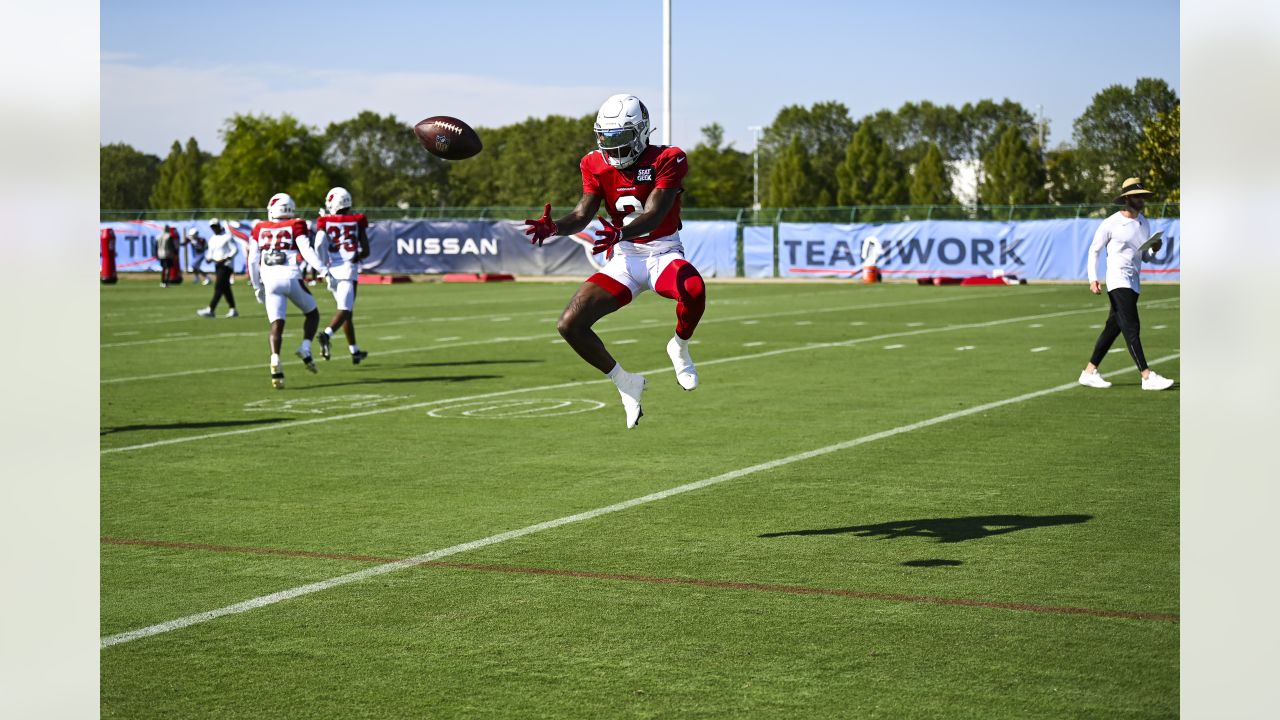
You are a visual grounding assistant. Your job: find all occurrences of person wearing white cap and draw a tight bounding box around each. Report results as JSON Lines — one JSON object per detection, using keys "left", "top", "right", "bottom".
{"left": 197, "top": 218, "right": 240, "bottom": 318}
{"left": 1078, "top": 177, "right": 1175, "bottom": 391}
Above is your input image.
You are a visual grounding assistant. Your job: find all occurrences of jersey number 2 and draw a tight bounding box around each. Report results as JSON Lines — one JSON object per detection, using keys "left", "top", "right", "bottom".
{"left": 615, "top": 196, "right": 647, "bottom": 238}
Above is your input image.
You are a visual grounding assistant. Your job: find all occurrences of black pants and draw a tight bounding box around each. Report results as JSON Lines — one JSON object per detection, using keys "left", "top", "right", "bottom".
{"left": 208, "top": 261, "right": 236, "bottom": 311}
{"left": 1089, "top": 287, "right": 1147, "bottom": 370}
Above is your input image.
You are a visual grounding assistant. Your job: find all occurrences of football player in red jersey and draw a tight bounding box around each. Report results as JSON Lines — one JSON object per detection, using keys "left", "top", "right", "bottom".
{"left": 313, "top": 187, "right": 371, "bottom": 364}
{"left": 248, "top": 192, "right": 326, "bottom": 389}
{"left": 524, "top": 94, "right": 706, "bottom": 429}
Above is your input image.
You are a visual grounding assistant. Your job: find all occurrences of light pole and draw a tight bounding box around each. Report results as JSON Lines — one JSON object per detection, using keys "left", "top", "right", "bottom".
{"left": 748, "top": 125, "right": 763, "bottom": 211}
{"left": 663, "top": 0, "right": 672, "bottom": 145}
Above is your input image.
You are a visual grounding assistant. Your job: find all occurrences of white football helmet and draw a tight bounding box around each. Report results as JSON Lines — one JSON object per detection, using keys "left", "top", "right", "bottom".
{"left": 594, "top": 94, "right": 652, "bottom": 169}
{"left": 325, "top": 186, "right": 353, "bottom": 215}
{"left": 267, "top": 192, "right": 296, "bottom": 220}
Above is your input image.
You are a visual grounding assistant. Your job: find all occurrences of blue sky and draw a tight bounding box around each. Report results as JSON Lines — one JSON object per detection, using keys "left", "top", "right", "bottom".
{"left": 101, "top": 0, "right": 1180, "bottom": 156}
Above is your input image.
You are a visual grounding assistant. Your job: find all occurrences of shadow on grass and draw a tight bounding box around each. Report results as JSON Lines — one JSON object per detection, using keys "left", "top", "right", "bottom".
{"left": 395, "top": 359, "right": 544, "bottom": 369}
{"left": 759, "top": 514, "right": 1093, "bottom": 543}
{"left": 300, "top": 374, "right": 502, "bottom": 389}
{"left": 901, "top": 559, "right": 964, "bottom": 567}
{"left": 100, "top": 418, "right": 290, "bottom": 435}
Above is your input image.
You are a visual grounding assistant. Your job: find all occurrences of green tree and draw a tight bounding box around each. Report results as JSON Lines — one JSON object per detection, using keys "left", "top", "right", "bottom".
{"left": 683, "top": 123, "right": 752, "bottom": 208}
{"left": 201, "top": 113, "right": 332, "bottom": 209}
{"left": 960, "top": 99, "right": 1039, "bottom": 162}
{"left": 766, "top": 135, "right": 819, "bottom": 207}
{"left": 323, "top": 111, "right": 447, "bottom": 208}
{"left": 1137, "top": 103, "right": 1179, "bottom": 202}
{"left": 101, "top": 143, "right": 160, "bottom": 210}
{"left": 978, "top": 124, "right": 1047, "bottom": 205}
{"left": 759, "top": 101, "right": 854, "bottom": 207}
{"left": 860, "top": 101, "right": 966, "bottom": 170}
{"left": 148, "top": 141, "right": 184, "bottom": 209}
{"left": 449, "top": 114, "right": 595, "bottom": 209}
{"left": 836, "top": 124, "right": 908, "bottom": 205}
{"left": 909, "top": 143, "right": 954, "bottom": 205}
{"left": 1044, "top": 146, "right": 1090, "bottom": 205}
{"left": 1072, "top": 77, "right": 1179, "bottom": 198}
{"left": 151, "top": 137, "right": 205, "bottom": 209}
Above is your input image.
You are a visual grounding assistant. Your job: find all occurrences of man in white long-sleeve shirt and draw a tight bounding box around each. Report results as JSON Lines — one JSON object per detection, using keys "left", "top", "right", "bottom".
{"left": 196, "top": 218, "right": 241, "bottom": 318}
{"left": 1078, "top": 177, "right": 1175, "bottom": 391}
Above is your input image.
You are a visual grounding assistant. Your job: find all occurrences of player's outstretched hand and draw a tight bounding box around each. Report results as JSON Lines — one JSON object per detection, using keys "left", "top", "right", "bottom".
{"left": 523, "top": 204, "right": 557, "bottom": 246}
{"left": 592, "top": 215, "right": 623, "bottom": 255}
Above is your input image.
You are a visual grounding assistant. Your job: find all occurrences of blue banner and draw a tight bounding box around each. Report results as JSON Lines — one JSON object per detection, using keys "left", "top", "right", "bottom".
{"left": 100, "top": 220, "right": 252, "bottom": 273}
{"left": 357, "top": 219, "right": 739, "bottom": 276}
{"left": 678, "top": 221, "right": 736, "bottom": 277}
{"left": 742, "top": 225, "right": 774, "bottom": 278}
{"left": 778, "top": 218, "right": 1180, "bottom": 281}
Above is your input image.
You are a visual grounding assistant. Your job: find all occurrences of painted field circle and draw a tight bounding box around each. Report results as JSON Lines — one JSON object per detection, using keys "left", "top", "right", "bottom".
{"left": 428, "top": 398, "right": 605, "bottom": 419}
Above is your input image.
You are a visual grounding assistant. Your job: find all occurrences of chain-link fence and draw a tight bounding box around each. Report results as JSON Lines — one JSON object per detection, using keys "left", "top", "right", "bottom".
{"left": 101, "top": 203, "right": 1179, "bottom": 224}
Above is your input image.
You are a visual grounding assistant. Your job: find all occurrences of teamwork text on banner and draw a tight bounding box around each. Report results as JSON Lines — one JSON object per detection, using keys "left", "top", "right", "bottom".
{"left": 777, "top": 219, "right": 1180, "bottom": 281}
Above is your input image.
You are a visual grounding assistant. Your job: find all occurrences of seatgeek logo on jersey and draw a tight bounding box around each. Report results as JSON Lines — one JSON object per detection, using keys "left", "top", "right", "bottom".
{"left": 635, "top": 168, "right": 654, "bottom": 182}
{"left": 395, "top": 236, "right": 499, "bottom": 255}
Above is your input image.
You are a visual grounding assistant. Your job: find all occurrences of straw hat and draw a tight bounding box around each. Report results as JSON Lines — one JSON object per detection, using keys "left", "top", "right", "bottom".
{"left": 1116, "top": 177, "right": 1155, "bottom": 201}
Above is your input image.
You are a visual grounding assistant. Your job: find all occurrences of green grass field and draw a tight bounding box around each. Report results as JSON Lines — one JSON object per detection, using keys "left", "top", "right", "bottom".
{"left": 100, "top": 277, "right": 1180, "bottom": 718}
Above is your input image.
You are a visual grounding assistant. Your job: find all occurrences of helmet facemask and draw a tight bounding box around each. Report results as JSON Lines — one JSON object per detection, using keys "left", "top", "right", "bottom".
{"left": 594, "top": 95, "right": 651, "bottom": 169}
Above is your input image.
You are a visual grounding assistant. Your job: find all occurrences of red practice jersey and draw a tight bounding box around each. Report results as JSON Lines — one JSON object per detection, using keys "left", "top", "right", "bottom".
{"left": 251, "top": 219, "right": 309, "bottom": 262}
{"left": 581, "top": 144, "right": 687, "bottom": 242}
{"left": 316, "top": 213, "right": 369, "bottom": 267}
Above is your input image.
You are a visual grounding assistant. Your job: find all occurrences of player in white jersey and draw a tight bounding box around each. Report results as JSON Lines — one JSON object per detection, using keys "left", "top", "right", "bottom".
{"left": 248, "top": 192, "right": 326, "bottom": 389}
{"left": 313, "top": 187, "right": 372, "bottom": 364}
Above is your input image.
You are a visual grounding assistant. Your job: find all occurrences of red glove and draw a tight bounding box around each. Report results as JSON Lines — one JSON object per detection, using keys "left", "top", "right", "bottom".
{"left": 592, "top": 215, "right": 623, "bottom": 255}
{"left": 523, "top": 204, "right": 557, "bottom": 246}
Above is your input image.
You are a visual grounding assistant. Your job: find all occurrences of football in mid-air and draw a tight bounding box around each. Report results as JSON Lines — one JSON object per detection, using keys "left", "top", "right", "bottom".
{"left": 413, "top": 115, "right": 483, "bottom": 160}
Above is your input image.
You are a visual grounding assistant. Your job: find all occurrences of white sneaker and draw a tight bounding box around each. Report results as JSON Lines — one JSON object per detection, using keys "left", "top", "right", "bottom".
{"left": 1078, "top": 369, "right": 1111, "bottom": 389}
{"left": 1141, "top": 371, "right": 1174, "bottom": 391}
{"left": 196, "top": 307, "right": 215, "bottom": 318}
{"left": 201, "top": 278, "right": 211, "bottom": 286}
{"left": 225, "top": 308, "right": 239, "bottom": 318}
{"left": 666, "top": 336, "right": 699, "bottom": 391}
{"left": 614, "top": 371, "right": 646, "bottom": 429}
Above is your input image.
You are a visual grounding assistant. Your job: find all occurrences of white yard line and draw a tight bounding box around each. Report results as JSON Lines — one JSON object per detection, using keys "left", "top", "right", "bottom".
{"left": 100, "top": 299, "right": 1179, "bottom": 454}
{"left": 99, "top": 352, "right": 1179, "bottom": 650}
{"left": 100, "top": 290, "right": 1068, "bottom": 384}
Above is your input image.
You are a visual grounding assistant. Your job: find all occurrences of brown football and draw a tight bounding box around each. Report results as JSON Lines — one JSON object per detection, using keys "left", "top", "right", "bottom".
{"left": 413, "top": 115, "right": 483, "bottom": 160}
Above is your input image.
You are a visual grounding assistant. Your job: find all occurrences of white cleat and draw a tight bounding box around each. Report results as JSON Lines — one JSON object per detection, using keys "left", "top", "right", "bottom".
{"left": 1141, "top": 371, "right": 1174, "bottom": 391}
{"left": 196, "top": 307, "right": 215, "bottom": 318}
{"left": 1078, "top": 370, "right": 1111, "bottom": 389}
{"left": 614, "top": 371, "right": 647, "bottom": 429}
{"left": 666, "top": 336, "right": 699, "bottom": 391}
